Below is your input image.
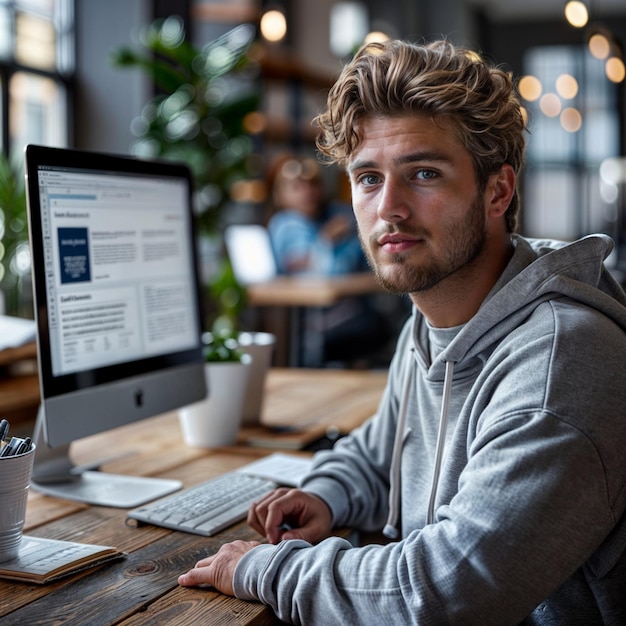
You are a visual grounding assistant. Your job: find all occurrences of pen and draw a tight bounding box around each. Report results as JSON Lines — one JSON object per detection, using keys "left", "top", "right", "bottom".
{"left": 0, "top": 436, "right": 20, "bottom": 457}
{"left": 0, "top": 436, "right": 30, "bottom": 457}
{"left": 0, "top": 418, "right": 9, "bottom": 443}
{"left": 15, "top": 437, "right": 32, "bottom": 455}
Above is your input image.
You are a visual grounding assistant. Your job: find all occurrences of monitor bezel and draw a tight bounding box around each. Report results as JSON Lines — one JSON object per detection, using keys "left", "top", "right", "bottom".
{"left": 25, "top": 144, "right": 206, "bottom": 403}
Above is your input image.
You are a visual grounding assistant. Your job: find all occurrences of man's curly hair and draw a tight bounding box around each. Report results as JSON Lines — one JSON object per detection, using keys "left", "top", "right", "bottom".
{"left": 314, "top": 39, "right": 527, "bottom": 232}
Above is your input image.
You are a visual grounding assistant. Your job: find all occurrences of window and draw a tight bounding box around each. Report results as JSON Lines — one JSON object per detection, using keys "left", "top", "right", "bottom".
{"left": 520, "top": 44, "right": 620, "bottom": 241}
{"left": 0, "top": 0, "right": 74, "bottom": 156}
{"left": 0, "top": 0, "right": 73, "bottom": 315}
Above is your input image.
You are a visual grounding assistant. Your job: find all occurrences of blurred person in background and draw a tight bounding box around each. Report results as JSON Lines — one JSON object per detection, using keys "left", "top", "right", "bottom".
{"left": 266, "top": 153, "right": 395, "bottom": 366}
{"left": 267, "top": 153, "right": 365, "bottom": 276}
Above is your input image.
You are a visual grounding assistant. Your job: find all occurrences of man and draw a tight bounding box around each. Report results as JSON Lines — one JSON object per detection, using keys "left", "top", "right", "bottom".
{"left": 179, "top": 39, "right": 626, "bottom": 624}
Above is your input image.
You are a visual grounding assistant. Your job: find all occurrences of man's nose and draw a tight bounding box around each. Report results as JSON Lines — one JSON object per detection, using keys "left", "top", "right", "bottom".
{"left": 376, "top": 180, "right": 412, "bottom": 223}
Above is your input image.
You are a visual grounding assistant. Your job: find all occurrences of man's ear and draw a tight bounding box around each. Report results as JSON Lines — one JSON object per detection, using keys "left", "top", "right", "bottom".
{"left": 486, "top": 164, "right": 516, "bottom": 219}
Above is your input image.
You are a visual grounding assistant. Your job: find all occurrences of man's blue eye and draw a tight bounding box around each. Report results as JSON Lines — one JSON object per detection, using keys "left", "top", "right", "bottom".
{"left": 418, "top": 170, "right": 437, "bottom": 180}
{"left": 360, "top": 174, "right": 379, "bottom": 185}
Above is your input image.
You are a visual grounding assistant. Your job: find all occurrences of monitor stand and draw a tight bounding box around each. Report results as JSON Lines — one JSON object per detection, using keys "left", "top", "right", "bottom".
{"left": 31, "top": 407, "right": 182, "bottom": 508}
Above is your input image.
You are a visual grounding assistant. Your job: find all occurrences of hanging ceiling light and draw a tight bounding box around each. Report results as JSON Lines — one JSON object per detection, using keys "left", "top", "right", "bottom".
{"left": 260, "top": 9, "right": 287, "bottom": 43}
{"left": 605, "top": 56, "right": 626, "bottom": 83}
{"left": 564, "top": 0, "right": 589, "bottom": 28}
{"left": 556, "top": 74, "right": 579, "bottom": 99}
{"left": 330, "top": 2, "right": 369, "bottom": 57}
{"left": 588, "top": 32, "right": 611, "bottom": 59}
{"left": 518, "top": 75, "right": 543, "bottom": 102}
{"left": 539, "top": 93, "right": 562, "bottom": 118}
{"left": 560, "top": 107, "right": 583, "bottom": 133}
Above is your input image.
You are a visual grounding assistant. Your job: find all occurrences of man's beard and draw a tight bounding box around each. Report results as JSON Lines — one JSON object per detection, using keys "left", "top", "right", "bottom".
{"left": 359, "top": 192, "right": 488, "bottom": 295}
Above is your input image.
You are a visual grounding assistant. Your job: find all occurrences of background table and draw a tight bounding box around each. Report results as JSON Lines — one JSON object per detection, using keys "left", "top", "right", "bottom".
{"left": 246, "top": 273, "right": 382, "bottom": 308}
{"left": 1, "top": 367, "right": 388, "bottom": 625}
{"left": 246, "top": 273, "right": 385, "bottom": 366}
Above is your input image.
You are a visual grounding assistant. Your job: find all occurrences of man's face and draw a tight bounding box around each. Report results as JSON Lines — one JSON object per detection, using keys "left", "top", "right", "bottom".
{"left": 347, "top": 114, "right": 490, "bottom": 295}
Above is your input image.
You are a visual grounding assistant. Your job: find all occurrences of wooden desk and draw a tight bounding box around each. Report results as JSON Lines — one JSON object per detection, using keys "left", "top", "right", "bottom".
{"left": 1, "top": 367, "right": 387, "bottom": 625}
{"left": 240, "top": 367, "right": 387, "bottom": 449}
{"left": 246, "top": 273, "right": 383, "bottom": 366}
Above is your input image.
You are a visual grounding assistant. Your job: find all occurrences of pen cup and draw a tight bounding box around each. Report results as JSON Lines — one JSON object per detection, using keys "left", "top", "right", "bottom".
{"left": 0, "top": 443, "right": 35, "bottom": 562}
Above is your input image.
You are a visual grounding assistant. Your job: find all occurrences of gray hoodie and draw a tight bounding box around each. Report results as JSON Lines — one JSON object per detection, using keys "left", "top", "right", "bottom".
{"left": 234, "top": 234, "right": 626, "bottom": 625}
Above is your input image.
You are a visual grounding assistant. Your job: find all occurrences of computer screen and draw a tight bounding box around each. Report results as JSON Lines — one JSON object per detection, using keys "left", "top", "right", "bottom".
{"left": 25, "top": 145, "right": 207, "bottom": 507}
{"left": 224, "top": 224, "right": 278, "bottom": 285}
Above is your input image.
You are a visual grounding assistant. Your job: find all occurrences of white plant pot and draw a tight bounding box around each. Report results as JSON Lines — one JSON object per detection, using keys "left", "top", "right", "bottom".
{"left": 178, "top": 356, "right": 251, "bottom": 448}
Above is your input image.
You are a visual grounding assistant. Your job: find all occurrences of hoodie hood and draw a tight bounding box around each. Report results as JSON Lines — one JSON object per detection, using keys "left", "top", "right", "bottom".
{"left": 425, "top": 234, "right": 626, "bottom": 380}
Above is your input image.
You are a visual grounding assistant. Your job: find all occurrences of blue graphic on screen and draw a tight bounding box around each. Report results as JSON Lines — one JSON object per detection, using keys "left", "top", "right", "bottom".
{"left": 58, "top": 227, "right": 91, "bottom": 283}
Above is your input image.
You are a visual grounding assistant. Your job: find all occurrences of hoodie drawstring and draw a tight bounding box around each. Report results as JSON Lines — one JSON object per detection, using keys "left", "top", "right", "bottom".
{"left": 383, "top": 357, "right": 455, "bottom": 538}
{"left": 427, "top": 360, "right": 455, "bottom": 525}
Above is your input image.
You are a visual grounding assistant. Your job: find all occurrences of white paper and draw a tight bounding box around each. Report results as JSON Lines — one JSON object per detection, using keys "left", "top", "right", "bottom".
{"left": 0, "top": 315, "right": 36, "bottom": 350}
{"left": 237, "top": 453, "right": 312, "bottom": 487}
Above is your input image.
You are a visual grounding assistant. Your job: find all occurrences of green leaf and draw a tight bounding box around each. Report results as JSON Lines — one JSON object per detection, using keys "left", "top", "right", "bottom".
{"left": 0, "top": 152, "right": 28, "bottom": 315}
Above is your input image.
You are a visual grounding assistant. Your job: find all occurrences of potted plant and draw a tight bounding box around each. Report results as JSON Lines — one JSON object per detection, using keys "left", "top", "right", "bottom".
{"left": 202, "top": 327, "right": 244, "bottom": 362}
{"left": 204, "top": 325, "right": 276, "bottom": 426}
{"left": 110, "top": 17, "right": 260, "bottom": 233}
{"left": 178, "top": 328, "right": 252, "bottom": 448}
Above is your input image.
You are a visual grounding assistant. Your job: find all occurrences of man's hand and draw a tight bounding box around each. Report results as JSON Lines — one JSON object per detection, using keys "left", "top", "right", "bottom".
{"left": 178, "top": 540, "right": 261, "bottom": 594}
{"left": 248, "top": 487, "right": 333, "bottom": 544}
{"left": 178, "top": 490, "right": 332, "bottom": 594}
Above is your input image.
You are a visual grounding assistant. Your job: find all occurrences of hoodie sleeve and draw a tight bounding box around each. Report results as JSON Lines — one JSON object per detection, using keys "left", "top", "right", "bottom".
{"left": 232, "top": 410, "right": 618, "bottom": 626}
{"left": 230, "top": 311, "right": 626, "bottom": 624}
{"left": 233, "top": 537, "right": 419, "bottom": 624}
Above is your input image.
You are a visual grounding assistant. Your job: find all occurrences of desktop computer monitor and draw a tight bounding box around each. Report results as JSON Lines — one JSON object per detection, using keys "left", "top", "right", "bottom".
{"left": 24, "top": 145, "right": 208, "bottom": 507}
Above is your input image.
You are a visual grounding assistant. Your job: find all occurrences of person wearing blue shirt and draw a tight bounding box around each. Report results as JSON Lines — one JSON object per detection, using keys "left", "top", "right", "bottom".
{"left": 267, "top": 154, "right": 365, "bottom": 276}
{"left": 265, "top": 153, "right": 393, "bottom": 365}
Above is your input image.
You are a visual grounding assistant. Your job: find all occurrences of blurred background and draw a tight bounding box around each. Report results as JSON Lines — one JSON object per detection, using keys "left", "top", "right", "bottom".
{"left": 1, "top": 0, "right": 625, "bottom": 361}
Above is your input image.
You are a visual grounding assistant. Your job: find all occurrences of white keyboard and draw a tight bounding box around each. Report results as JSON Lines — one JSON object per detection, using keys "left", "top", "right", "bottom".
{"left": 126, "top": 472, "right": 276, "bottom": 536}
